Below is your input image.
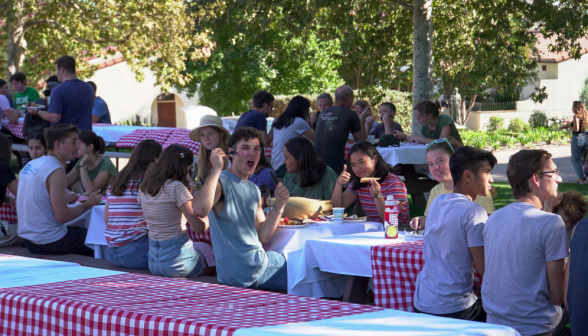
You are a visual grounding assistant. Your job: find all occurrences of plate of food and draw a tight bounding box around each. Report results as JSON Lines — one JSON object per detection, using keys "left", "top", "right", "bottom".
{"left": 25, "top": 102, "right": 45, "bottom": 110}
{"left": 343, "top": 215, "right": 368, "bottom": 223}
{"left": 278, "top": 217, "right": 309, "bottom": 229}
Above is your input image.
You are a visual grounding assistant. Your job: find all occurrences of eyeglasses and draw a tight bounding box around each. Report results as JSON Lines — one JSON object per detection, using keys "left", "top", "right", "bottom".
{"left": 199, "top": 131, "right": 219, "bottom": 139}
{"left": 426, "top": 138, "right": 455, "bottom": 153}
{"left": 538, "top": 170, "right": 560, "bottom": 178}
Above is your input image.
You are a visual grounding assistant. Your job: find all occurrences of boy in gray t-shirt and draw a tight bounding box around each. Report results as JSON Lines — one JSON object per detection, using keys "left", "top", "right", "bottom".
{"left": 483, "top": 149, "right": 569, "bottom": 336}
{"left": 414, "top": 145, "right": 496, "bottom": 322}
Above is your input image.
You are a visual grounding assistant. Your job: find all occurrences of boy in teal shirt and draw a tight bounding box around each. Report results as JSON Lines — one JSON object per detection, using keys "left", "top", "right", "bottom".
{"left": 10, "top": 72, "right": 40, "bottom": 110}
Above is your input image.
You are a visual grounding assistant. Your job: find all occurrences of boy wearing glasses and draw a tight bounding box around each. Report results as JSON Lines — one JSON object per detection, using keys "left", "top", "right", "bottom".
{"left": 483, "top": 149, "right": 568, "bottom": 336}
{"left": 414, "top": 146, "right": 495, "bottom": 321}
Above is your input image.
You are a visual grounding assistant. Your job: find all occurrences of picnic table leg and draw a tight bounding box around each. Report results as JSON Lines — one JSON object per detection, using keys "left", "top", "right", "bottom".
{"left": 343, "top": 275, "right": 370, "bottom": 304}
{"left": 400, "top": 164, "right": 438, "bottom": 206}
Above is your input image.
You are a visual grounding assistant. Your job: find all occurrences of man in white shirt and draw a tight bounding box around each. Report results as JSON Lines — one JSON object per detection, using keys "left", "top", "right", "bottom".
{"left": 483, "top": 149, "right": 569, "bottom": 336}
{"left": 18, "top": 124, "right": 102, "bottom": 256}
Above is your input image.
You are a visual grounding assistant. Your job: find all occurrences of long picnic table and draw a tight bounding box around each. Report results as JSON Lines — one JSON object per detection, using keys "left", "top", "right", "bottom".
{"left": 0, "top": 253, "right": 519, "bottom": 336}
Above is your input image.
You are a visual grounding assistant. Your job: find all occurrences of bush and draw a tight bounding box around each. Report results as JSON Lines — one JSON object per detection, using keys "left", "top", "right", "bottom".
{"left": 486, "top": 116, "right": 505, "bottom": 132}
{"left": 580, "top": 76, "right": 588, "bottom": 105}
{"left": 529, "top": 110, "right": 548, "bottom": 129}
{"left": 508, "top": 118, "right": 530, "bottom": 133}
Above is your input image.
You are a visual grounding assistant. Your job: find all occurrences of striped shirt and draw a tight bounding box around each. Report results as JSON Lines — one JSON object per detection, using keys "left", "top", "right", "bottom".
{"left": 349, "top": 173, "right": 410, "bottom": 225}
{"left": 105, "top": 178, "right": 148, "bottom": 247}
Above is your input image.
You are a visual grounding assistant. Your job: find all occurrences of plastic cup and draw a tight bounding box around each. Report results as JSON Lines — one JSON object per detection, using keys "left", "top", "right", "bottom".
{"left": 333, "top": 207, "right": 344, "bottom": 222}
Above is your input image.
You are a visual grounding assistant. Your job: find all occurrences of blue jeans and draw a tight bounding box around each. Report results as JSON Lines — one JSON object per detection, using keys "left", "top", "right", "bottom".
{"left": 148, "top": 234, "right": 204, "bottom": 277}
{"left": 107, "top": 235, "right": 149, "bottom": 269}
{"left": 248, "top": 251, "right": 287, "bottom": 291}
{"left": 571, "top": 133, "right": 587, "bottom": 179}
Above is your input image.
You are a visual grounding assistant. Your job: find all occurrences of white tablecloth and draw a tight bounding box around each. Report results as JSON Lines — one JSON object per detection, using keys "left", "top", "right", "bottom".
{"left": 236, "top": 309, "right": 519, "bottom": 336}
{"left": 262, "top": 222, "right": 383, "bottom": 258}
{"left": 377, "top": 143, "right": 427, "bottom": 167}
{"left": 86, "top": 205, "right": 383, "bottom": 261}
{"left": 93, "top": 125, "right": 170, "bottom": 146}
{"left": 0, "top": 255, "right": 124, "bottom": 288}
{"left": 288, "top": 231, "right": 420, "bottom": 298}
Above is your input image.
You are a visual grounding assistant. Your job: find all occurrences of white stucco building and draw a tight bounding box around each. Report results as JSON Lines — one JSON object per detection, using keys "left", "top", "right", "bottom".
{"left": 85, "top": 53, "right": 204, "bottom": 128}
{"left": 466, "top": 32, "right": 588, "bottom": 130}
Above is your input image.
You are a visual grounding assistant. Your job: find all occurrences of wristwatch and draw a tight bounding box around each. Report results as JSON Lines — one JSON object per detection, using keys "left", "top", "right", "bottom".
{"left": 80, "top": 164, "right": 88, "bottom": 169}
{"left": 375, "top": 193, "right": 382, "bottom": 199}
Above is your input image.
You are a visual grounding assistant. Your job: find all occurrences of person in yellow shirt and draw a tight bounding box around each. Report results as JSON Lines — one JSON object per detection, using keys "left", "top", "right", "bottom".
{"left": 410, "top": 137, "right": 495, "bottom": 230}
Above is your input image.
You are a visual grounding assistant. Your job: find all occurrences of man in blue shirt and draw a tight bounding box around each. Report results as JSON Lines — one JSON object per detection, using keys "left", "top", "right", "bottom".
{"left": 29, "top": 55, "right": 94, "bottom": 131}
{"left": 87, "top": 81, "right": 111, "bottom": 124}
{"left": 235, "top": 90, "right": 274, "bottom": 146}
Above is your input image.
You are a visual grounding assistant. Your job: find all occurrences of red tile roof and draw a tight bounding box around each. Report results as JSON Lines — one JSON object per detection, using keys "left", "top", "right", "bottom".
{"left": 532, "top": 31, "right": 588, "bottom": 63}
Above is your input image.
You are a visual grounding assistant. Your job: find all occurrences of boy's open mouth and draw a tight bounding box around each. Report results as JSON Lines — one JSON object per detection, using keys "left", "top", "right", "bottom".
{"left": 247, "top": 160, "right": 254, "bottom": 168}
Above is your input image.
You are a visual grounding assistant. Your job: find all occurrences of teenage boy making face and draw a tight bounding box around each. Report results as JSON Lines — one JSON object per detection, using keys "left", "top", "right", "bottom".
{"left": 414, "top": 146, "right": 495, "bottom": 321}
{"left": 193, "top": 127, "right": 290, "bottom": 291}
{"left": 483, "top": 150, "right": 568, "bottom": 336}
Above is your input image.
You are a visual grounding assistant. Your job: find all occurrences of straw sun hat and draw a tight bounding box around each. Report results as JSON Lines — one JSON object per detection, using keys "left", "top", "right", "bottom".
{"left": 189, "top": 115, "right": 231, "bottom": 143}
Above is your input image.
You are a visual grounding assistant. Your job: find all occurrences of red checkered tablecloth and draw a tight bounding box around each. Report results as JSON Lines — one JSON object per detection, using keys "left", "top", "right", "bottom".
{"left": 0, "top": 273, "right": 381, "bottom": 336}
{"left": 0, "top": 203, "right": 17, "bottom": 224}
{"left": 5, "top": 120, "right": 24, "bottom": 139}
{"left": 116, "top": 129, "right": 149, "bottom": 148}
{"left": 371, "top": 241, "right": 482, "bottom": 312}
{"left": 187, "top": 225, "right": 211, "bottom": 242}
{"left": 163, "top": 129, "right": 201, "bottom": 156}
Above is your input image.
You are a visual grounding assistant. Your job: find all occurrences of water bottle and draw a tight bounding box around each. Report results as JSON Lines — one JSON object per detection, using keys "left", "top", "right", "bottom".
{"left": 385, "top": 195, "right": 399, "bottom": 239}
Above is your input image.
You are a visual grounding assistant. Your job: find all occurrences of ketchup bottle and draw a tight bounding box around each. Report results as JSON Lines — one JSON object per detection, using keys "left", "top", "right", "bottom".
{"left": 384, "top": 195, "right": 399, "bottom": 239}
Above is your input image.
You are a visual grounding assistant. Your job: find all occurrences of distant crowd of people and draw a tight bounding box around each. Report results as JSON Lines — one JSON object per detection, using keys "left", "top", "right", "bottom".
{"left": 1, "top": 55, "right": 588, "bottom": 336}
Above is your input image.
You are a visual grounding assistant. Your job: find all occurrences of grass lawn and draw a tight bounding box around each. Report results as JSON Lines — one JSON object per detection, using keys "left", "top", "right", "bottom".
{"left": 407, "top": 182, "right": 588, "bottom": 219}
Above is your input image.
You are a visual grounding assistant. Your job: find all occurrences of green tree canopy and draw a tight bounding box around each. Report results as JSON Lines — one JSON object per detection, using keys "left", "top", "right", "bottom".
{"left": 1, "top": 0, "right": 210, "bottom": 90}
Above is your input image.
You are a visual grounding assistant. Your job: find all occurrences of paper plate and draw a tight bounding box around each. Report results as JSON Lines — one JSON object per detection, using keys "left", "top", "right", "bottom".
{"left": 278, "top": 224, "right": 309, "bottom": 229}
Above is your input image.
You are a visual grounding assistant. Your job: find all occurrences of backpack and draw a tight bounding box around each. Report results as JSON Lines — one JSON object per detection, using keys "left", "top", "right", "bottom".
{"left": 23, "top": 99, "right": 51, "bottom": 139}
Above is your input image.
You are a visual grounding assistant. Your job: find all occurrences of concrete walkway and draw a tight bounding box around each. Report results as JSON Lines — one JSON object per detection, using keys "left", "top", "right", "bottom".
{"left": 491, "top": 145, "right": 580, "bottom": 183}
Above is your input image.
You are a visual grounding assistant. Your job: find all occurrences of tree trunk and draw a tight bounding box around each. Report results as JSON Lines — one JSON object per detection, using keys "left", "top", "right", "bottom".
{"left": 411, "top": 0, "right": 433, "bottom": 135}
{"left": 6, "top": 20, "right": 27, "bottom": 88}
{"left": 462, "top": 94, "right": 476, "bottom": 124}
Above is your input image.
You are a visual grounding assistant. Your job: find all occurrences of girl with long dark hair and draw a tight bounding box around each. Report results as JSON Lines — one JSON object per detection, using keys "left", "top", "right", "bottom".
{"left": 26, "top": 132, "right": 47, "bottom": 160}
{"left": 282, "top": 136, "right": 337, "bottom": 200}
{"left": 104, "top": 139, "right": 162, "bottom": 269}
{"left": 138, "top": 144, "right": 207, "bottom": 277}
{"left": 66, "top": 130, "right": 117, "bottom": 193}
{"left": 331, "top": 141, "right": 410, "bottom": 224}
{"left": 249, "top": 144, "right": 278, "bottom": 193}
{"left": 0, "top": 133, "right": 17, "bottom": 208}
{"left": 271, "top": 95, "right": 314, "bottom": 178}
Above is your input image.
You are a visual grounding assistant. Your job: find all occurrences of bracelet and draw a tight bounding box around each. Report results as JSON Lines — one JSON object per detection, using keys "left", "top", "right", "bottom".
{"left": 273, "top": 206, "right": 283, "bottom": 215}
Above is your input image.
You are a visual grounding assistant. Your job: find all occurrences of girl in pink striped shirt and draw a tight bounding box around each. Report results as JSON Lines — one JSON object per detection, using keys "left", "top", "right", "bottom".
{"left": 331, "top": 142, "right": 409, "bottom": 224}
{"left": 105, "top": 140, "right": 162, "bottom": 269}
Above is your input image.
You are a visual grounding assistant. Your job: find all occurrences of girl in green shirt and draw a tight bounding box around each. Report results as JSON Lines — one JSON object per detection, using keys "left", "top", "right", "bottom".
{"left": 393, "top": 100, "right": 462, "bottom": 145}
{"left": 67, "top": 130, "right": 117, "bottom": 193}
{"left": 282, "top": 137, "right": 337, "bottom": 200}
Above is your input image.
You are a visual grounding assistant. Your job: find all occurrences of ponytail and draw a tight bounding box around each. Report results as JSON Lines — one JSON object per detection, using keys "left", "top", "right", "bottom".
{"left": 414, "top": 100, "right": 441, "bottom": 118}
{"left": 79, "top": 130, "right": 106, "bottom": 155}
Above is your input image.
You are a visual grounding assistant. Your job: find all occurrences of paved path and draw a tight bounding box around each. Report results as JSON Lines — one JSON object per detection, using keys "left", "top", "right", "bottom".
{"left": 491, "top": 145, "right": 579, "bottom": 183}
